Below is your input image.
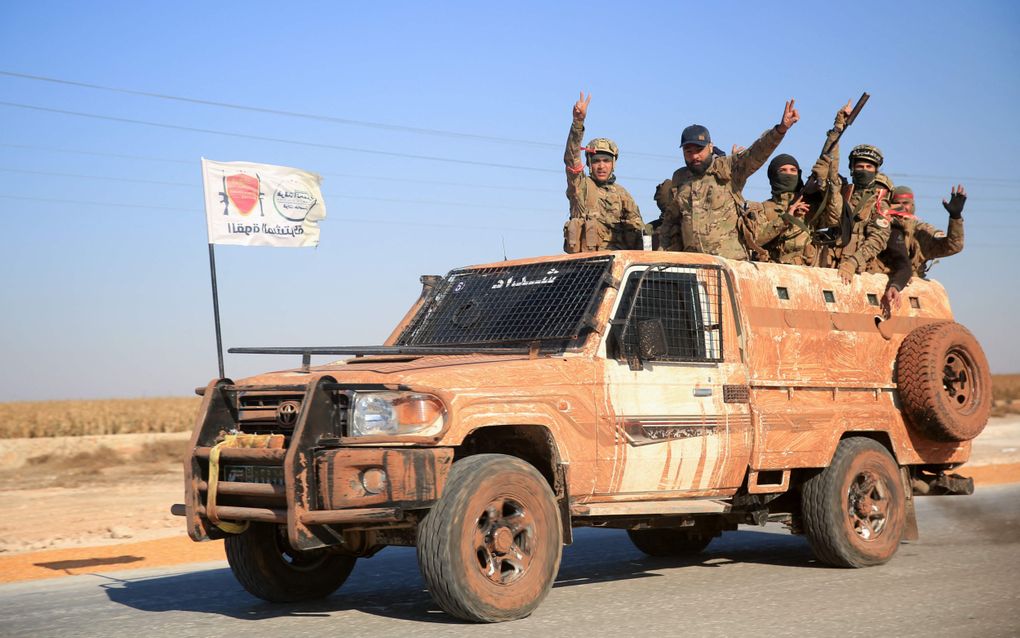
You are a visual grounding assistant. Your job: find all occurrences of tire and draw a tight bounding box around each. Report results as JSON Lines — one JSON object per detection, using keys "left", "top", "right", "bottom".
{"left": 801, "top": 437, "right": 906, "bottom": 568}
{"left": 224, "top": 523, "right": 356, "bottom": 602}
{"left": 627, "top": 527, "right": 714, "bottom": 557}
{"left": 416, "top": 454, "right": 562, "bottom": 623}
{"left": 897, "top": 321, "right": 992, "bottom": 442}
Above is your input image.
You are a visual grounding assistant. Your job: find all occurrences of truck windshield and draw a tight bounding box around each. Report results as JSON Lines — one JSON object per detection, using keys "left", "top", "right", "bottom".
{"left": 396, "top": 255, "right": 614, "bottom": 348}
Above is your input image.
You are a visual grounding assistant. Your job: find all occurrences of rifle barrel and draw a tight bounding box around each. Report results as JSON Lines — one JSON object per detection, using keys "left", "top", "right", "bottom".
{"left": 845, "top": 92, "right": 870, "bottom": 128}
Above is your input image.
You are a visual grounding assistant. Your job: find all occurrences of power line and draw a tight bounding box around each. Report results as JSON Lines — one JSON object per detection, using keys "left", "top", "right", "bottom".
{"left": 0, "top": 69, "right": 679, "bottom": 161}
{"left": 0, "top": 101, "right": 553, "bottom": 174}
{"left": 6, "top": 70, "right": 1020, "bottom": 186}
{"left": 0, "top": 100, "right": 666, "bottom": 183}
{"left": 0, "top": 167, "right": 195, "bottom": 187}
{"left": 0, "top": 142, "right": 193, "bottom": 165}
{"left": 0, "top": 168, "right": 564, "bottom": 214}
{"left": 7, "top": 194, "right": 1018, "bottom": 231}
{"left": 0, "top": 143, "right": 562, "bottom": 193}
{"left": 0, "top": 194, "right": 561, "bottom": 227}
{"left": 884, "top": 173, "right": 1020, "bottom": 186}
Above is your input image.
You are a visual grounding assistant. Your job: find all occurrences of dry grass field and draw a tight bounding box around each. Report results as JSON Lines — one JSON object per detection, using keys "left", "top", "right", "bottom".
{"left": 0, "top": 374, "right": 1017, "bottom": 440}
{"left": 0, "top": 397, "right": 201, "bottom": 438}
{"left": 992, "top": 373, "right": 1020, "bottom": 417}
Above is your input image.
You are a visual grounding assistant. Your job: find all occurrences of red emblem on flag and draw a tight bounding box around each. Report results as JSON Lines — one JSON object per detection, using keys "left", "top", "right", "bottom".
{"left": 225, "top": 174, "right": 259, "bottom": 215}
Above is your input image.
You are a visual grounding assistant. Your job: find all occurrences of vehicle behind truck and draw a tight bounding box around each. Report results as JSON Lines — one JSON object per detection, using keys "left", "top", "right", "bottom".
{"left": 176, "top": 251, "right": 991, "bottom": 622}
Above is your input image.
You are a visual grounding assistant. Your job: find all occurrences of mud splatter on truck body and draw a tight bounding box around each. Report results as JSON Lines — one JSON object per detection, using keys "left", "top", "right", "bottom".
{"left": 178, "top": 250, "right": 990, "bottom": 622}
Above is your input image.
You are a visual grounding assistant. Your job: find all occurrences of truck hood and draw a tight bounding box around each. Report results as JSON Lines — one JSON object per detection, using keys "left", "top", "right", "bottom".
{"left": 235, "top": 353, "right": 593, "bottom": 393}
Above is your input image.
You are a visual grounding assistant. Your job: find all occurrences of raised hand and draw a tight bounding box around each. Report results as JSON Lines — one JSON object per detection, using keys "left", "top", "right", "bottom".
{"left": 779, "top": 99, "right": 799, "bottom": 133}
{"left": 573, "top": 92, "right": 591, "bottom": 122}
{"left": 835, "top": 99, "right": 852, "bottom": 129}
{"left": 943, "top": 184, "right": 967, "bottom": 218}
{"left": 731, "top": 144, "right": 746, "bottom": 156}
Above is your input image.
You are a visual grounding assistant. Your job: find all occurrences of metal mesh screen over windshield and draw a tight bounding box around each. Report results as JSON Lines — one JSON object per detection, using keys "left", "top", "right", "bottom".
{"left": 397, "top": 256, "right": 614, "bottom": 346}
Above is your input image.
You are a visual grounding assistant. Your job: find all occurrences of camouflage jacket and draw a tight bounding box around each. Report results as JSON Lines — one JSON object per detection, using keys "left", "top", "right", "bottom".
{"left": 822, "top": 177, "right": 893, "bottom": 272}
{"left": 563, "top": 120, "right": 644, "bottom": 253}
{"left": 910, "top": 216, "right": 964, "bottom": 276}
{"left": 741, "top": 128, "right": 845, "bottom": 265}
{"left": 871, "top": 216, "right": 964, "bottom": 278}
{"left": 656, "top": 126, "right": 786, "bottom": 260}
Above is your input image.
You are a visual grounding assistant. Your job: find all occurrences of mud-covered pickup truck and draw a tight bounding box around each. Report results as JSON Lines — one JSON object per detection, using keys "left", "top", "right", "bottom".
{"left": 176, "top": 251, "right": 991, "bottom": 622}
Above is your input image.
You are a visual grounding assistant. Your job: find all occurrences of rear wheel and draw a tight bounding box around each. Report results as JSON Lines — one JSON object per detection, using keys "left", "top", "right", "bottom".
{"left": 417, "top": 454, "right": 562, "bottom": 623}
{"left": 801, "top": 438, "right": 906, "bottom": 568}
{"left": 627, "top": 526, "right": 715, "bottom": 557}
{"left": 224, "top": 523, "right": 356, "bottom": 602}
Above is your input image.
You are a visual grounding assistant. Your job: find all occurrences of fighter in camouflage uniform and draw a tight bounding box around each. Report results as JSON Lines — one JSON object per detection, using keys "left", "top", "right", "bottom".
{"left": 749, "top": 102, "right": 852, "bottom": 264}
{"left": 880, "top": 185, "right": 967, "bottom": 278}
{"left": 562, "top": 92, "right": 644, "bottom": 253}
{"left": 818, "top": 143, "right": 893, "bottom": 284}
{"left": 654, "top": 100, "right": 800, "bottom": 259}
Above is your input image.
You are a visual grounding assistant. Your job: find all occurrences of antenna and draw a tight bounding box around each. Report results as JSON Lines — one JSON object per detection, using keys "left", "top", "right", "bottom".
{"left": 501, "top": 235, "right": 508, "bottom": 261}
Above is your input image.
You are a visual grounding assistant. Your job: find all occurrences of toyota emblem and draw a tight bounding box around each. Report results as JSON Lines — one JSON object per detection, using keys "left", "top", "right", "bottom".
{"left": 277, "top": 401, "right": 300, "bottom": 426}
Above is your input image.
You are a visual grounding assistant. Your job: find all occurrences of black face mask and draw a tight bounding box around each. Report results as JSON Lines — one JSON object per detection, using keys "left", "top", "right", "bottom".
{"left": 688, "top": 153, "right": 713, "bottom": 176}
{"left": 771, "top": 173, "right": 800, "bottom": 194}
{"left": 852, "top": 169, "right": 877, "bottom": 188}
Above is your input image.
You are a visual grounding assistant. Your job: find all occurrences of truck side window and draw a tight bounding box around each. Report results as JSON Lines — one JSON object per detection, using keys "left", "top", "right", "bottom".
{"left": 609, "top": 267, "right": 723, "bottom": 363}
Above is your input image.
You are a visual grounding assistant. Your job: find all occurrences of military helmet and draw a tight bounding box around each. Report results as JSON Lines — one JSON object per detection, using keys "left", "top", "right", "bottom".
{"left": 875, "top": 172, "right": 895, "bottom": 191}
{"left": 585, "top": 137, "right": 619, "bottom": 163}
{"left": 848, "top": 144, "right": 884, "bottom": 168}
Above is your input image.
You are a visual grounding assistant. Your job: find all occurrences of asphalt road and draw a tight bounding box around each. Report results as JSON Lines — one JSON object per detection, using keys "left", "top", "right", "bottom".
{"left": 2, "top": 484, "right": 1018, "bottom": 638}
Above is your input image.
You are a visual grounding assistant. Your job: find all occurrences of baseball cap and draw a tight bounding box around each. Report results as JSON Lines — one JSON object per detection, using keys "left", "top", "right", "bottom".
{"left": 680, "top": 124, "right": 712, "bottom": 148}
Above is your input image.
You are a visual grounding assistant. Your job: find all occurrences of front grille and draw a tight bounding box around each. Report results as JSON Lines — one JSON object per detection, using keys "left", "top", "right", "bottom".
{"left": 235, "top": 391, "right": 304, "bottom": 435}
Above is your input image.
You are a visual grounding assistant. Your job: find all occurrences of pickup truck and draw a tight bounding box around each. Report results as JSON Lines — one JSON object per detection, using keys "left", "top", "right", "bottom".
{"left": 176, "top": 250, "right": 990, "bottom": 622}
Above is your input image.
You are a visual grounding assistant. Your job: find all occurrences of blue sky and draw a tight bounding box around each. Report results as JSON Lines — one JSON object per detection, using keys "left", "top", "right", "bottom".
{"left": 1, "top": 1, "right": 1018, "bottom": 401}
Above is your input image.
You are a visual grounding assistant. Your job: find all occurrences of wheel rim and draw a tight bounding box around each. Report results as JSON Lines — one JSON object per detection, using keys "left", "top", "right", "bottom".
{"left": 472, "top": 495, "right": 535, "bottom": 585}
{"left": 846, "top": 470, "right": 889, "bottom": 541}
{"left": 274, "top": 527, "right": 331, "bottom": 571}
{"left": 943, "top": 347, "right": 978, "bottom": 412}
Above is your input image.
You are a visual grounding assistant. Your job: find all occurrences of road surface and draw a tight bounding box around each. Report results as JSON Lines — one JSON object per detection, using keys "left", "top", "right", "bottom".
{"left": 2, "top": 484, "right": 1018, "bottom": 638}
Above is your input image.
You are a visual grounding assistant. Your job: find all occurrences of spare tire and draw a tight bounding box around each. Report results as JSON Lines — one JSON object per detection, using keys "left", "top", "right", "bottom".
{"left": 896, "top": 321, "right": 991, "bottom": 442}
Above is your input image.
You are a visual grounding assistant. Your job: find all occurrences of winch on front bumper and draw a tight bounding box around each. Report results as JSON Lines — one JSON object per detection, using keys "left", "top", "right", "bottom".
{"left": 176, "top": 377, "right": 453, "bottom": 550}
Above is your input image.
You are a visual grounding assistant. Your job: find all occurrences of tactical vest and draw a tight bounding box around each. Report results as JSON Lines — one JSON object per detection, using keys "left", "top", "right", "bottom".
{"left": 563, "top": 179, "right": 640, "bottom": 253}
{"left": 836, "top": 183, "right": 888, "bottom": 260}
{"left": 672, "top": 169, "right": 749, "bottom": 260}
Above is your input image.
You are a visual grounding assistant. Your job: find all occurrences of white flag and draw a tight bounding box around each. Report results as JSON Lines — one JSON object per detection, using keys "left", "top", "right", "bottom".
{"left": 201, "top": 158, "right": 327, "bottom": 247}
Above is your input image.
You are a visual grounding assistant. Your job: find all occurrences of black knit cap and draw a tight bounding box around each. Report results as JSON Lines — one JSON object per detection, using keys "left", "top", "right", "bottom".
{"left": 767, "top": 153, "right": 801, "bottom": 182}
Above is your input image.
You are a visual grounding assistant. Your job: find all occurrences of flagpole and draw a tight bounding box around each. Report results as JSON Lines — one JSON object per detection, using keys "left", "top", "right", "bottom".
{"left": 200, "top": 158, "right": 225, "bottom": 379}
{"left": 208, "top": 243, "right": 225, "bottom": 379}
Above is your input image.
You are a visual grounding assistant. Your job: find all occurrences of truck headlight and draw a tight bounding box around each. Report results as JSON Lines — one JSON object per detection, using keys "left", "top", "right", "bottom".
{"left": 350, "top": 392, "right": 446, "bottom": 437}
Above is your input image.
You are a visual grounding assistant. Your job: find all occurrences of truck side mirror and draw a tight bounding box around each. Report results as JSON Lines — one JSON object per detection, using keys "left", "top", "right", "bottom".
{"left": 637, "top": 318, "right": 668, "bottom": 360}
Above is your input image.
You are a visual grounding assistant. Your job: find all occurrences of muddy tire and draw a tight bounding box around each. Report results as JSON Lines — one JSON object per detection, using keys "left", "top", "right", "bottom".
{"left": 627, "top": 527, "right": 714, "bottom": 557}
{"left": 224, "top": 523, "right": 356, "bottom": 602}
{"left": 416, "top": 454, "right": 562, "bottom": 623}
{"left": 801, "top": 437, "right": 906, "bottom": 568}
{"left": 897, "top": 321, "right": 991, "bottom": 442}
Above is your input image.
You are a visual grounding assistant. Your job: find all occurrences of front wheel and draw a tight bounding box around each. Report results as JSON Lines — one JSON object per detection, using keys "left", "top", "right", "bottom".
{"left": 416, "top": 454, "right": 562, "bottom": 623}
{"left": 801, "top": 437, "right": 906, "bottom": 568}
{"left": 224, "top": 523, "right": 356, "bottom": 602}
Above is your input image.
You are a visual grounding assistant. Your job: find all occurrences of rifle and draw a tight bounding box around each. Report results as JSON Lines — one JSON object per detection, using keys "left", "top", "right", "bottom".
{"left": 805, "top": 93, "right": 871, "bottom": 248}
{"left": 780, "top": 93, "right": 870, "bottom": 236}
{"left": 801, "top": 92, "right": 870, "bottom": 196}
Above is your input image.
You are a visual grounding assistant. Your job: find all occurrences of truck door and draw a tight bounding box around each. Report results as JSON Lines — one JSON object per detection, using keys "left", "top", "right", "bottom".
{"left": 596, "top": 264, "right": 751, "bottom": 497}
